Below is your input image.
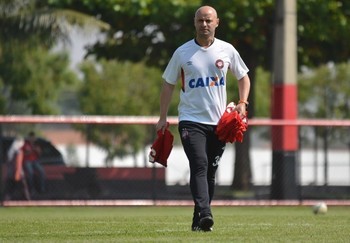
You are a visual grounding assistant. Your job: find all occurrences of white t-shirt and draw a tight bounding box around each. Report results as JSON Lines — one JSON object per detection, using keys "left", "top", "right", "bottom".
{"left": 162, "top": 38, "right": 249, "bottom": 125}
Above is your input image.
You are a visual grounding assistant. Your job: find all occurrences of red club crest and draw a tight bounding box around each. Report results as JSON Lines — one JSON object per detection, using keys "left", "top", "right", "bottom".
{"left": 215, "top": 59, "right": 224, "bottom": 69}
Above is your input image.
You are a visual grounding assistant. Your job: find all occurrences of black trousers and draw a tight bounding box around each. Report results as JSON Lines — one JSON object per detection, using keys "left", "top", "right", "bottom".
{"left": 179, "top": 121, "right": 226, "bottom": 217}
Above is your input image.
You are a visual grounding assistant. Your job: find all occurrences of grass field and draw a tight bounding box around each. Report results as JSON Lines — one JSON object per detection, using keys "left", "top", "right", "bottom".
{"left": 0, "top": 205, "right": 349, "bottom": 242}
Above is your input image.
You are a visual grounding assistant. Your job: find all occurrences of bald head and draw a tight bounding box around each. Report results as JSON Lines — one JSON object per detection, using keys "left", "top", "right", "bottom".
{"left": 195, "top": 6, "right": 218, "bottom": 19}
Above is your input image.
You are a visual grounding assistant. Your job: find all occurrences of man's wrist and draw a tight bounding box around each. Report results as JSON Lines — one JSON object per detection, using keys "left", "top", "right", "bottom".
{"left": 238, "top": 100, "right": 249, "bottom": 108}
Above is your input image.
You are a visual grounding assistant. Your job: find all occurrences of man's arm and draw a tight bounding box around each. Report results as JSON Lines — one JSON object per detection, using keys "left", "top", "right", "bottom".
{"left": 235, "top": 74, "right": 251, "bottom": 116}
{"left": 156, "top": 81, "right": 175, "bottom": 132}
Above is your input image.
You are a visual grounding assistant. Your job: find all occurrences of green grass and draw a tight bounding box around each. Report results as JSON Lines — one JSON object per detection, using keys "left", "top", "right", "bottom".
{"left": 0, "top": 206, "right": 349, "bottom": 242}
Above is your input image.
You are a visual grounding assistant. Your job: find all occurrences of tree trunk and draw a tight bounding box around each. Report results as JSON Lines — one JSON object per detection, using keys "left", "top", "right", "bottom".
{"left": 232, "top": 130, "right": 252, "bottom": 191}
{"left": 231, "top": 55, "right": 256, "bottom": 191}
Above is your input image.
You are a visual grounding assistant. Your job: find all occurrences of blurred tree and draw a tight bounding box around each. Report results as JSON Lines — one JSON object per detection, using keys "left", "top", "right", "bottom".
{"left": 0, "top": 0, "right": 109, "bottom": 114}
{"left": 0, "top": 40, "right": 77, "bottom": 114}
{"left": 0, "top": 0, "right": 109, "bottom": 44}
{"left": 299, "top": 62, "right": 350, "bottom": 119}
{"left": 78, "top": 59, "right": 178, "bottom": 166}
{"left": 297, "top": 1, "right": 350, "bottom": 67}
{"left": 299, "top": 62, "right": 350, "bottom": 145}
{"left": 46, "top": 0, "right": 201, "bottom": 67}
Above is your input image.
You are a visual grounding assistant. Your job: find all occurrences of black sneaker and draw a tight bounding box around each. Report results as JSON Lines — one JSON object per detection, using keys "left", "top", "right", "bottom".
{"left": 191, "top": 211, "right": 201, "bottom": 231}
{"left": 199, "top": 215, "right": 214, "bottom": 232}
{"left": 192, "top": 225, "right": 202, "bottom": 231}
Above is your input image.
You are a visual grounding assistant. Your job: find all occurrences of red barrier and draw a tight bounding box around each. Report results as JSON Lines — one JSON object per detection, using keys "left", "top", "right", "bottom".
{"left": 0, "top": 115, "right": 350, "bottom": 126}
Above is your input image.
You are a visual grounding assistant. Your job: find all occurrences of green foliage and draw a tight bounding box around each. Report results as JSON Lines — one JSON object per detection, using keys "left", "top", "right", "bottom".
{"left": 298, "top": 62, "right": 350, "bottom": 119}
{"left": 254, "top": 67, "right": 271, "bottom": 117}
{"left": 205, "top": 0, "right": 275, "bottom": 68}
{"left": 297, "top": 0, "right": 350, "bottom": 66}
{"left": 1, "top": 0, "right": 65, "bottom": 46}
{"left": 298, "top": 62, "right": 350, "bottom": 147}
{"left": 0, "top": 206, "right": 349, "bottom": 242}
{"left": 46, "top": 0, "right": 201, "bottom": 68}
{"left": 254, "top": 62, "right": 350, "bottom": 119}
{"left": 0, "top": 0, "right": 108, "bottom": 115}
{"left": 0, "top": 39, "right": 77, "bottom": 114}
{"left": 79, "top": 60, "right": 164, "bottom": 116}
{"left": 78, "top": 59, "right": 178, "bottom": 164}
{"left": 0, "top": 0, "right": 109, "bottom": 44}
{"left": 46, "top": 0, "right": 350, "bottom": 72}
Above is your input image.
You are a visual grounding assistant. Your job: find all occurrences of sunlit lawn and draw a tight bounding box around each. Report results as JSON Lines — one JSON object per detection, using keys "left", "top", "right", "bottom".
{"left": 0, "top": 206, "right": 349, "bottom": 242}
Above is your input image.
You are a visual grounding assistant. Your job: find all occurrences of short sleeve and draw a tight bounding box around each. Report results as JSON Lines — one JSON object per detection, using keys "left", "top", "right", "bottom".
{"left": 162, "top": 50, "right": 181, "bottom": 84}
{"left": 230, "top": 48, "right": 249, "bottom": 80}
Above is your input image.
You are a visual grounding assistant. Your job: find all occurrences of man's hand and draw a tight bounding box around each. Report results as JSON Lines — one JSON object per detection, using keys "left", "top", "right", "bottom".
{"left": 235, "top": 102, "right": 247, "bottom": 118}
{"left": 156, "top": 118, "right": 168, "bottom": 134}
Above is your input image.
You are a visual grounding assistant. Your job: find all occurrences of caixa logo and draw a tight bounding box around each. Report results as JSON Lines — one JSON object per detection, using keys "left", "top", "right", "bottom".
{"left": 189, "top": 76, "right": 225, "bottom": 88}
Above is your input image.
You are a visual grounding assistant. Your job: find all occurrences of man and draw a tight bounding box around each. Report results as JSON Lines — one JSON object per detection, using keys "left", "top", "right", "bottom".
{"left": 156, "top": 6, "right": 250, "bottom": 231}
{"left": 22, "top": 131, "right": 46, "bottom": 195}
{"left": 4, "top": 137, "right": 31, "bottom": 200}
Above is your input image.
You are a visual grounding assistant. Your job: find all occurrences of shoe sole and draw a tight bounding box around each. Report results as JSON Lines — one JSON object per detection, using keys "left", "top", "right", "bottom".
{"left": 199, "top": 216, "right": 214, "bottom": 231}
{"left": 191, "top": 226, "right": 201, "bottom": 232}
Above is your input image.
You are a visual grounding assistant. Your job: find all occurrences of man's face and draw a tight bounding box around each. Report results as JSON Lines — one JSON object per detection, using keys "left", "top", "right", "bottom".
{"left": 194, "top": 8, "right": 219, "bottom": 38}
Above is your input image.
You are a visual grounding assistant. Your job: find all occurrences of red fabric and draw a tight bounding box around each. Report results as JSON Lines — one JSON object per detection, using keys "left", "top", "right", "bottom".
{"left": 216, "top": 102, "right": 248, "bottom": 143}
{"left": 22, "top": 140, "right": 39, "bottom": 162}
{"left": 149, "top": 128, "right": 174, "bottom": 167}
